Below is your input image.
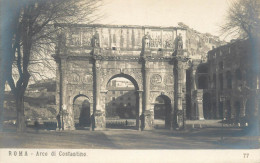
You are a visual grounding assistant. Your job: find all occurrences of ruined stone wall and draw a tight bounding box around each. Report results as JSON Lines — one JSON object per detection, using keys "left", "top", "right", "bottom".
{"left": 207, "top": 39, "right": 260, "bottom": 123}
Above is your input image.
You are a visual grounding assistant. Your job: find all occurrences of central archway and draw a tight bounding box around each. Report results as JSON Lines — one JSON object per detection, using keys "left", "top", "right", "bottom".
{"left": 105, "top": 74, "right": 139, "bottom": 129}
{"left": 153, "top": 95, "right": 172, "bottom": 129}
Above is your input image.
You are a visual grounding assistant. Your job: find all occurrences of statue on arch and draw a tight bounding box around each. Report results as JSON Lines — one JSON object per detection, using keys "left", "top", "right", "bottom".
{"left": 176, "top": 33, "right": 183, "bottom": 50}
{"left": 91, "top": 31, "right": 100, "bottom": 48}
{"left": 142, "top": 32, "right": 151, "bottom": 50}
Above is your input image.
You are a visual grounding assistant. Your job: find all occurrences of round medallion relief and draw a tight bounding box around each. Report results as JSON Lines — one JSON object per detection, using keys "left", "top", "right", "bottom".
{"left": 150, "top": 74, "right": 162, "bottom": 85}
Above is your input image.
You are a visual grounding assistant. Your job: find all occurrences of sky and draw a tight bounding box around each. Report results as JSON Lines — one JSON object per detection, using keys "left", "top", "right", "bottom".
{"left": 98, "top": 0, "right": 231, "bottom": 40}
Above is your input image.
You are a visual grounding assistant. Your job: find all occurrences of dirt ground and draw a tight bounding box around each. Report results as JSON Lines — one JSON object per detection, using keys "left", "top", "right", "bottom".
{"left": 0, "top": 126, "right": 259, "bottom": 149}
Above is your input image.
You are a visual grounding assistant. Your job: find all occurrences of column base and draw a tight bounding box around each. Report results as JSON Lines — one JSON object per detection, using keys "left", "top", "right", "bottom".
{"left": 177, "top": 110, "right": 184, "bottom": 129}
{"left": 136, "top": 115, "right": 142, "bottom": 131}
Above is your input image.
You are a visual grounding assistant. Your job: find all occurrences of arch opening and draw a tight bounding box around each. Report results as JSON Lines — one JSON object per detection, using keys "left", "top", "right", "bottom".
{"left": 105, "top": 74, "right": 139, "bottom": 129}
{"left": 153, "top": 95, "right": 172, "bottom": 129}
{"left": 73, "top": 95, "right": 91, "bottom": 129}
{"left": 203, "top": 93, "right": 211, "bottom": 119}
{"left": 226, "top": 71, "right": 232, "bottom": 89}
{"left": 198, "top": 76, "right": 208, "bottom": 89}
{"left": 197, "top": 64, "right": 208, "bottom": 73}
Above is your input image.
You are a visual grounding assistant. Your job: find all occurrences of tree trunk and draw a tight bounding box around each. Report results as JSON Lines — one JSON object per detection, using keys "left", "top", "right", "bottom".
{"left": 16, "top": 93, "right": 26, "bottom": 132}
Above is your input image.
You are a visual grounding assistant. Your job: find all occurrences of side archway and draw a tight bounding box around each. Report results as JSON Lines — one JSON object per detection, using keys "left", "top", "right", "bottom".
{"left": 73, "top": 95, "right": 91, "bottom": 129}
{"left": 203, "top": 93, "right": 211, "bottom": 119}
{"left": 153, "top": 95, "right": 172, "bottom": 129}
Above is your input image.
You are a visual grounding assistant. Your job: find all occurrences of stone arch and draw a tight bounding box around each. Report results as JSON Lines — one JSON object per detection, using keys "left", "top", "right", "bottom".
{"left": 150, "top": 92, "right": 174, "bottom": 105}
{"left": 104, "top": 73, "right": 140, "bottom": 129}
{"left": 100, "top": 68, "right": 143, "bottom": 91}
{"left": 73, "top": 94, "right": 91, "bottom": 128}
{"left": 153, "top": 95, "right": 172, "bottom": 129}
{"left": 106, "top": 73, "right": 139, "bottom": 90}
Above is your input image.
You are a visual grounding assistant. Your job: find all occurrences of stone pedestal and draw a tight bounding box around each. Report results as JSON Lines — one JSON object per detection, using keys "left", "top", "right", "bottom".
{"left": 177, "top": 110, "right": 184, "bottom": 128}
{"left": 63, "top": 109, "right": 75, "bottom": 130}
{"left": 197, "top": 99, "right": 204, "bottom": 120}
{"left": 142, "top": 110, "right": 154, "bottom": 130}
{"left": 93, "top": 110, "right": 105, "bottom": 130}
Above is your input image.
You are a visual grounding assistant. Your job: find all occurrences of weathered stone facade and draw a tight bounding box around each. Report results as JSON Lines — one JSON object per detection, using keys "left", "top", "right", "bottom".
{"left": 53, "top": 24, "right": 223, "bottom": 130}
{"left": 192, "top": 39, "right": 260, "bottom": 123}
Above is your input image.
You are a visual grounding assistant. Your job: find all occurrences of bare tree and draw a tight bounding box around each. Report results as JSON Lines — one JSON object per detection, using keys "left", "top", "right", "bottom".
{"left": 0, "top": 0, "right": 102, "bottom": 132}
{"left": 221, "top": 0, "right": 260, "bottom": 39}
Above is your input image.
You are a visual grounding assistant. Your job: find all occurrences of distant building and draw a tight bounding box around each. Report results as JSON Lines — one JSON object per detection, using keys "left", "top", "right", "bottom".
{"left": 106, "top": 80, "right": 136, "bottom": 119}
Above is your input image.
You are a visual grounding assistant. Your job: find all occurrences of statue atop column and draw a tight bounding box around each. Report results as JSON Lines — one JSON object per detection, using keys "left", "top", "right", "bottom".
{"left": 176, "top": 33, "right": 183, "bottom": 50}
{"left": 142, "top": 32, "right": 151, "bottom": 51}
{"left": 91, "top": 31, "right": 100, "bottom": 48}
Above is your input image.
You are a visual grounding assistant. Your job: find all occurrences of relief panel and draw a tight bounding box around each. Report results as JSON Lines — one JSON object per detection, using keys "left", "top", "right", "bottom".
{"left": 163, "top": 31, "right": 174, "bottom": 49}
{"left": 81, "top": 28, "right": 92, "bottom": 47}
{"left": 150, "top": 30, "right": 162, "bottom": 48}
{"left": 120, "top": 28, "right": 127, "bottom": 48}
{"left": 134, "top": 29, "right": 142, "bottom": 48}
{"left": 111, "top": 28, "right": 121, "bottom": 48}
{"left": 69, "top": 28, "right": 81, "bottom": 46}
{"left": 101, "top": 28, "right": 110, "bottom": 48}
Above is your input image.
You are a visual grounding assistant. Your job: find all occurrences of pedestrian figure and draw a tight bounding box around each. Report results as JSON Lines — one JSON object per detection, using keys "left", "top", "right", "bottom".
{"left": 91, "top": 114, "right": 95, "bottom": 131}
{"left": 125, "top": 120, "right": 128, "bottom": 126}
{"left": 56, "top": 114, "right": 61, "bottom": 130}
{"left": 34, "top": 120, "right": 40, "bottom": 133}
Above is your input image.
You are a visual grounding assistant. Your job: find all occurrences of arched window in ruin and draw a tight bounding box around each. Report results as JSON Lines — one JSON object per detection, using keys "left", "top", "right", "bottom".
{"left": 219, "top": 73, "right": 223, "bottom": 90}
{"left": 235, "top": 69, "right": 242, "bottom": 80}
{"left": 198, "top": 75, "right": 208, "bottom": 89}
{"left": 203, "top": 93, "right": 211, "bottom": 119}
{"left": 226, "top": 71, "right": 232, "bottom": 89}
{"left": 219, "top": 61, "right": 224, "bottom": 70}
{"left": 213, "top": 73, "right": 216, "bottom": 89}
{"left": 197, "top": 64, "right": 208, "bottom": 73}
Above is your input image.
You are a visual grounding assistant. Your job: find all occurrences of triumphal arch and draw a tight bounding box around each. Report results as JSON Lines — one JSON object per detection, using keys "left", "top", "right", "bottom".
{"left": 54, "top": 24, "right": 190, "bottom": 130}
